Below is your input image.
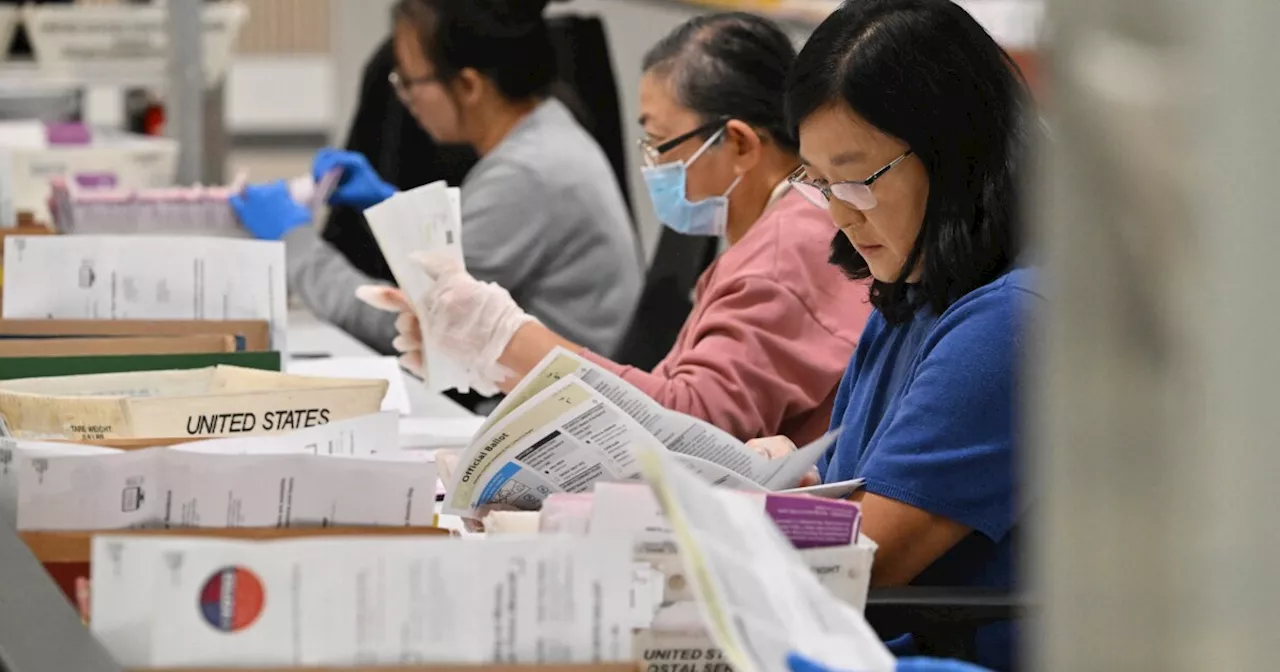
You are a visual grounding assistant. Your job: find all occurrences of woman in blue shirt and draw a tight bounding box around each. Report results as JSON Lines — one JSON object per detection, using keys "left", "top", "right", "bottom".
{"left": 750, "top": 1, "right": 1041, "bottom": 669}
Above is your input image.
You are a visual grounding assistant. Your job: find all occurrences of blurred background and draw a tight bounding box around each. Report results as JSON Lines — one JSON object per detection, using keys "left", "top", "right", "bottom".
{"left": 3, "top": 0, "right": 1279, "bottom": 668}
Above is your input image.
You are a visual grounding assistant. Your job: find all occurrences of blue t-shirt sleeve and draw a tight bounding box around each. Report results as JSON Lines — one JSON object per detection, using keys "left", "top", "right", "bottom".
{"left": 858, "top": 291, "right": 1027, "bottom": 542}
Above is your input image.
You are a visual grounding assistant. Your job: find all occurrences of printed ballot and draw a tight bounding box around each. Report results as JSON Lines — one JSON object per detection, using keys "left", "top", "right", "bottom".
{"left": 0, "top": 412, "right": 403, "bottom": 528}
{"left": 0, "top": 235, "right": 289, "bottom": 353}
{"left": 442, "top": 347, "right": 852, "bottom": 516}
{"left": 363, "top": 181, "right": 472, "bottom": 394}
{"left": 637, "top": 446, "right": 895, "bottom": 672}
{"left": 91, "top": 533, "right": 635, "bottom": 668}
{"left": 0, "top": 365, "right": 387, "bottom": 441}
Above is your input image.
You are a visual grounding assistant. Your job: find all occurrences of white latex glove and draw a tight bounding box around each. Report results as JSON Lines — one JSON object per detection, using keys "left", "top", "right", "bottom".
{"left": 354, "top": 256, "right": 527, "bottom": 394}
{"left": 406, "top": 251, "right": 537, "bottom": 369}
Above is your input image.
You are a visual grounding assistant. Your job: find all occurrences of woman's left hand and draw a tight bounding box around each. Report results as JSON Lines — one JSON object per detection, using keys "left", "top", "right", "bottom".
{"left": 747, "top": 435, "right": 821, "bottom": 488}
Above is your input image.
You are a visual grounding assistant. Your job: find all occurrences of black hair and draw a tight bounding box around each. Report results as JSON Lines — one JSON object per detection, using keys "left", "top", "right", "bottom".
{"left": 786, "top": 0, "right": 1032, "bottom": 324}
{"left": 393, "top": 0, "right": 560, "bottom": 101}
{"left": 643, "top": 12, "right": 799, "bottom": 153}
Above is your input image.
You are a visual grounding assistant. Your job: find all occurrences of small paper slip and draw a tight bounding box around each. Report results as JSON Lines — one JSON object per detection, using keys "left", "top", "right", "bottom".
{"left": 363, "top": 181, "right": 472, "bottom": 394}
{"left": 287, "top": 357, "right": 412, "bottom": 415}
{"left": 1, "top": 235, "right": 289, "bottom": 354}
{"left": 398, "top": 416, "right": 486, "bottom": 449}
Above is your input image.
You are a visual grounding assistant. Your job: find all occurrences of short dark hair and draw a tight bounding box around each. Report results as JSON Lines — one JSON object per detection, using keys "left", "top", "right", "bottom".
{"left": 643, "top": 13, "right": 799, "bottom": 153}
{"left": 393, "top": 0, "right": 558, "bottom": 101}
{"left": 786, "top": 0, "right": 1032, "bottom": 324}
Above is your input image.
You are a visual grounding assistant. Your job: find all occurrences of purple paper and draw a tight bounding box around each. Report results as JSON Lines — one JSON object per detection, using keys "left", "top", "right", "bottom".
{"left": 45, "top": 122, "right": 92, "bottom": 145}
{"left": 74, "top": 173, "right": 118, "bottom": 189}
{"left": 764, "top": 495, "right": 861, "bottom": 549}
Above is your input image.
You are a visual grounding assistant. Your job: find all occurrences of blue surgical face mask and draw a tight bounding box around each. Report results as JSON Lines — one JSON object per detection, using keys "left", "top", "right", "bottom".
{"left": 642, "top": 129, "right": 743, "bottom": 237}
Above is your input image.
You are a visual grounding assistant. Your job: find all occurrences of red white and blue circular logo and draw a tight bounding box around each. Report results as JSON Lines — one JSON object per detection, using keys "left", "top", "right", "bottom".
{"left": 198, "top": 566, "right": 265, "bottom": 633}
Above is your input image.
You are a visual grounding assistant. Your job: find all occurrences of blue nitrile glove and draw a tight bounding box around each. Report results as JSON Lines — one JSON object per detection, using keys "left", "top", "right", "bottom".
{"left": 787, "top": 652, "right": 992, "bottom": 672}
{"left": 229, "top": 180, "right": 312, "bottom": 241}
{"left": 312, "top": 147, "right": 396, "bottom": 210}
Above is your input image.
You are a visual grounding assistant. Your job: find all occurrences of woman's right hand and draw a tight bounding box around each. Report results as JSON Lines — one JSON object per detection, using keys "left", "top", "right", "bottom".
{"left": 747, "top": 435, "right": 821, "bottom": 488}
{"left": 312, "top": 148, "right": 396, "bottom": 210}
{"left": 354, "top": 285, "right": 425, "bottom": 373}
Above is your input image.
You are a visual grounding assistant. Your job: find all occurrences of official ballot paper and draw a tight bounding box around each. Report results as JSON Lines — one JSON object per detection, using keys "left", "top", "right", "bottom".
{"left": 91, "top": 534, "right": 635, "bottom": 668}
{"left": 363, "top": 182, "right": 472, "bottom": 394}
{"left": 0, "top": 235, "right": 288, "bottom": 353}
{"left": 637, "top": 447, "right": 894, "bottom": 672}
{"left": 441, "top": 347, "right": 848, "bottom": 516}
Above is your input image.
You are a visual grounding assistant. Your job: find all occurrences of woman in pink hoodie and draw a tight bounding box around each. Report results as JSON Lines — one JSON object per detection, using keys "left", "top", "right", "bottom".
{"left": 361, "top": 13, "right": 872, "bottom": 445}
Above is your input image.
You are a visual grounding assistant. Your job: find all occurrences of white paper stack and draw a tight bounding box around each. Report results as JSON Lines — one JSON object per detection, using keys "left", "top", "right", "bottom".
{"left": 1, "top": 413, "right": 426, "bottom": 531}
{"left": 0, "top": 235, "right": 289, "bottom": 353}
{"left": 363, "top": 181, "right": 472, "bottom": 393}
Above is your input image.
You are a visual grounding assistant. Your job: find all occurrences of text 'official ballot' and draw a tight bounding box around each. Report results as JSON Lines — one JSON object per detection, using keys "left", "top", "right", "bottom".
{"left": 442, "top": 347, "right": 854, "bottom": 517}
{"left": 0, "top": 366, "right": 387, "bottom": 441}
{"left": 91, "top": 534, "right": 635, "bottom": 669}
{"left": 0, "top": 234, "right": 289, "bottom": 353}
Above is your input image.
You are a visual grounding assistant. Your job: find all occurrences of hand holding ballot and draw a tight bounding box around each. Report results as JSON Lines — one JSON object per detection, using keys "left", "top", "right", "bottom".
{"left": 748, "top": 435, "right": 821, "bottom": 487}
{"left": 354, "top": 282, "right": 516, "bottom": 396}
{"left": 359, "top": 250, "right": 535, "bottom": 382}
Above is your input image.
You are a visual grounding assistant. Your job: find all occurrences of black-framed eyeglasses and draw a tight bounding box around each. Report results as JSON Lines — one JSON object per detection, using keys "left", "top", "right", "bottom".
{"left": 789, "top": 150, "right": 914, "bottom": 211}
{"left": 388, "top": 71, "right": 442, "bottom": 103}
{"left": 638, "top": 116, "right": 731, "bottom": 168}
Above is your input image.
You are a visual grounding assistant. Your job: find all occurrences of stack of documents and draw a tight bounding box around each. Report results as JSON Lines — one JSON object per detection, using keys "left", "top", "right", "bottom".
{"left": 48, "top": 169, "right": 339, "bottom": 237}
{"left": 544, "top": 483, "right": 874, "bottom": 614}
{"left": 0, "top": 412, "right": 426, "bottom": 530}
{"left": 0, "top": 365, "right": 388, "bottom": 442}
{"left": 0, "top": 234, "right": 290, "bottom": 352}
{"left": 637, "top": 445, "right": 894, "bottom": 672}
{"left": 90, "top": 533, "right": 635, "bottom": 668}
{"left": 441, "top": 347, "right": 861, "bottom": 517}
{"left": 363, "top": 181, "right": 473, "bottom": 393}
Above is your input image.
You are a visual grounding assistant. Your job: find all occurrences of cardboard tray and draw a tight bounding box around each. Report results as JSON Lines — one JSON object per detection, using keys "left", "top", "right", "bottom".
{"left": 0, "top": 365, "right": 387, "bottom": 441}
{"left": 0, "top": 318, "right": 270, "bottom": 352}
{"left": 0, "top": 334, "right": 235, "bottom": 358}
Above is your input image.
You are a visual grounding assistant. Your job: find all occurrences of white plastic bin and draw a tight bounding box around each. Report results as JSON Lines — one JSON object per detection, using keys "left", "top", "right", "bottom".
{"left": 0, "top": 127, "right": 179, "bottom": 225}
{"left": 22, "top": 1, "right": 248, "bottom": 87}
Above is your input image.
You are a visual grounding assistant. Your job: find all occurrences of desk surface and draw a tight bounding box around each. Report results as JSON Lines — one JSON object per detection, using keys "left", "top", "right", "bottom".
{"left": 287, "top": 309, "right": 473, "bottom": 420}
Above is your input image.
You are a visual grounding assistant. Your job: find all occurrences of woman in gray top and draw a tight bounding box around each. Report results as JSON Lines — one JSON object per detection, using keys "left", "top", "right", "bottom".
{"left": 234, "top": 0, "right": 641, "bottom": 358}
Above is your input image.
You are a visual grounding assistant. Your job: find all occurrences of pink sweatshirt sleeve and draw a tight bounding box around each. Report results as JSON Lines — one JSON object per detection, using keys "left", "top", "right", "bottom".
{"left": 581, "top": 275, "right": 857, "bottom": 441}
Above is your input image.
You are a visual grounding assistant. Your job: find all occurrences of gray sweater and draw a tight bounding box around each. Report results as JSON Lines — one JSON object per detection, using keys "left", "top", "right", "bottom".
{"left": 285, "top": 99, "right": 642, "bottom": 356}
